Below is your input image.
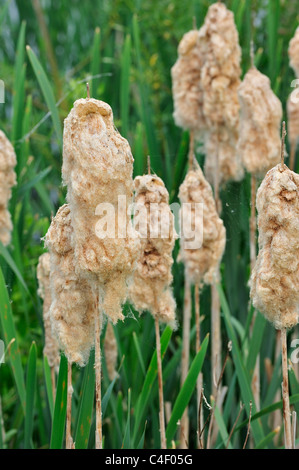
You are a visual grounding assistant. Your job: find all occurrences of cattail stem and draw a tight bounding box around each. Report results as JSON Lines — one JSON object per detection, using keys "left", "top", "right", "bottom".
{"left": 188, "top": 131, "right": 195, "bottom": 170}
{"left": 66, "top": 361, "right": 74, "bottom": 449}
{"left": 195, "top": 284, "right": 203, "bottom": 448}
{"left": 281, "top": 327, "right": 292, "bottom": 449}
{"left": 155, "top": 317, "right": 167, "bottom": 449}
{"left": 95, "top": 308, "right": 103, "bottom": 449}
{"left": 250, "top": 174, "right": 260, "bottom": 411}
{"left": 289, "top": 142, "right": 296, "bottom": 172}
{"left": 180, "top": 273, "right": 191, "bottom": 448}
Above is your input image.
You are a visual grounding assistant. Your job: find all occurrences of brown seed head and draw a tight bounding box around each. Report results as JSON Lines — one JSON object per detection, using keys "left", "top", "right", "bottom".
{"left": 45, "top": 204, "right": 98, "bottom": 366}
{"left": 250, "top": 164, "right": 299, "bottom": 330}
{"left": 178, "top": 164, "right": 226, "bottom": 286}
{"left": 237, "top": 67, "right": 283, "bottom": 176}
{"left": 129, "top": 174, "right": 177, "bottom": 328}
{"left": 0, "top": 130, "right": 17, "bottom": 245}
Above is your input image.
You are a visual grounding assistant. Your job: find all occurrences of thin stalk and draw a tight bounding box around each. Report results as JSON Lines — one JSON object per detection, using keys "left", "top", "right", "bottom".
{"left": 179, "top": 273, "right": 191, "bottom": 448}
{"left": 281, "top": 327, "right": 292, "bottom": 449}
{"left": 95, "top": 308, "right": 103, "bottom": 449}
{"left": 250, "top": 174, "right": 260, "bottom": 411}
{"left": 289, "top": 141, "right": 296, "bottom": 172}
{"left": 155, "top": 317, "right": 166, "bottom": 449}
{"left": 195, "top": 284, "right": 203, "bottom": 448}
{"left": 66, "top": 360, "right": 74, "bottom": 449}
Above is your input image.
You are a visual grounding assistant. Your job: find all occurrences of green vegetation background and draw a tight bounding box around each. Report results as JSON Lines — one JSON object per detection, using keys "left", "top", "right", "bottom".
{"left": 0, "top": 0, "right": 298, "bottom": 449}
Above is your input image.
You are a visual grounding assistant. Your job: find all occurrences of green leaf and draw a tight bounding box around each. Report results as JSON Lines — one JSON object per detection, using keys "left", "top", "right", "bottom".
{"left": 122, "top": 388, "right": 131, "bottom": 449}
{"left": 74, "top": 350, "right": 95, "bottom": 449}
{"left": 218, "top": 283, "right": 265, "bottom": 445}
{"left": 26, "top": 45, "right": 62, "bottom": 147}
{"left": 11, "top": 21, "right": 26, "bottom": 144}
{"left": 0, "top": 266, "right": 26, "bottom": 412}
{"left": 43, "top": 355, "right": 54, "bottom": 420}
{"left": 166, "top": 334, "right": 209, "bottom": 445}
{"left": 90, "top": 26, "right": 101, "bottom": 99}
{"left": 0, "top": 240, "right": 28, "bottom": 292}
{"left": 120, "top": 34, "right": 131, "bottom": 138}
{"left": 132, "top": 15, "right": 161, "bottom": 174}
{"left": 24, "top": 341, "right": 37, "bottom": 449}
{"left": 50, "top": 354, "right": 67, "bottom": 449}
{"left": 133, "top": 325, "right": 172, "bottom": 444}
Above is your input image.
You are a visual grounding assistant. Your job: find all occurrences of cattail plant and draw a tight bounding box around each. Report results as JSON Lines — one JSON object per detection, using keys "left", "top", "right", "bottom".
{"left": 0, "top": 130, "right": 17, "bottom": 246}
{"left": 45, "top": 203, "right": 98, "bottom": 448}
{"left": 178, "top": 158, "right": 226, "bottom": 447}
{"left": 287, "top": 91, "right": 299, "bottom": 170}
{"left": 289, "top": 27, "right": 299, "bottom": 79}
{"left": 198, "top": 2, "right": 244, "bottom": 190}
{"left": 250, "top": 124, "right": 299, "bottom": 449}
{"left": 62, "top": 94, "right": 139, "bottom": 449}
{"left": 129, "top": 167, "right": 177, "bottom": 449}
{"left": 196, "top": 3, "right": 243, "bottom": 412}
{"left": 36, "top": 252, "right": 60, "bottom": 397}
{"left": 287, "top": 27, "right": 299, "bottom": 170}
{"left": 237, "top": 60, "right": 283, "bottom": 409}
{"left": 171, "top": 29, "right": 206, "bottom": 137}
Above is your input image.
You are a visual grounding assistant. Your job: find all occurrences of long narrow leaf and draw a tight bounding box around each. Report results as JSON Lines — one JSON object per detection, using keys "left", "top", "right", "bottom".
{"left": 26, "top": 46, "right": 62, "bottom": 147}
{"left": 24, "top": 342, "right": 37, "bottom": 449}
{"left": 50, "top": 354, "right": 67, "bottom": 449}
{"left": 166, "top": 334, "right": 209, "bottom": 444}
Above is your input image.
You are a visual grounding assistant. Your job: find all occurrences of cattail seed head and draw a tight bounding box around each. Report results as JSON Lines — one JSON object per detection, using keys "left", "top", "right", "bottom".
{"left": 178, "top": 163, "right": 226, "bottom": 286}
{"left": 250, "top": 164, "right": 299, "bottom": 330}
{"left": 129, "top": 174, "right": 177, "bottom": 328}
{"left": 37, "top": 252, "right": 60, "bottom": 369}
{"left": 237, "top": 67, "right": 283, "bottom": 176}
{"left": 62, "top": 98, "right": 139, "bottom": 324}
{"left": 171, "top": 29, "right": 206, "bottom": 135}
{"left": 0, "top": 130, "right": 17, "bottom": 245}
{"left": 45, "top": 204, "right": 98, "bottom": 366}
{"left": 198, "top": 3, "right": 244, "bottom": 185}
{"left": 289, "top": 26, "right": 299, "bottom": 78}
{"left": 287, "top": 89, "right": 299, "bottom": 146}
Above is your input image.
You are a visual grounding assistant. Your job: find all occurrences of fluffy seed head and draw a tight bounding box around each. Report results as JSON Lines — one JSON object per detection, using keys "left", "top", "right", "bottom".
{"left": 62, "top": 98, "right": 140, "bottom": 323}
{"left": 287, "top": 89, "right": 299, "bottom": 146}
{"left": 289, "top": 26, "right": 299, "bottom": 78}
{"left": 171, "top": 29, "right": 206, "bottom": 135}
{"left": 129, "top": 174, "right": 177, "bottom": 328}
{"left": 250, "top": 164, "right": 299, "bottom": 330}
{"left": 37, "top": 252, "right": 60, "bottom": 369}
{"left": 45, "top": 204, "right": 97, "bottom": 366}
{"left": 198, "top": 3, "right": 244, "bottom": 185}
{"left": 178, "top": 163, "right": 226, "bottom": 286}
{"left": 0, "top": 130, "right": 17, "bottom": 245}
{"left": 237, "top": 67, "right": 283, "bottom": 176}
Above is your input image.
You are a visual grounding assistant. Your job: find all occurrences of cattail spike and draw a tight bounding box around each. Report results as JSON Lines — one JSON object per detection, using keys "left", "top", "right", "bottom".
{"left": 281, "top": 121, "right": 287, "bottom": 169}
{"left": 86, "top": 82, "right": 90, "bottom": 99}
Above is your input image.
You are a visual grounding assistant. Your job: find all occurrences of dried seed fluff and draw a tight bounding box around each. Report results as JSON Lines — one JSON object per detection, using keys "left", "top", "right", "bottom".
{"left": 171, "top": 29, "right": 206, "bottom": 135}
{"left": 287, "top": 89, "right": 299, "bottom": 147}
{"left": 237, "top": 67, "right": 283, "bottom": 176}
{"left": 45, "top": 204, "right": 97, "bottom": 366}
{"left": 250, "top": 164, "right": 299, "bottom": 330}
{"left": 289, "top": 26, "right": 299, "bottom": 78}
{"left": 37, "top": 252, "right": 60, "bottom": 369}
{"left": 0, "top": 130, "right": 17, "bottom": 245}
{"left": 198, "top": 3, "right": 244, "bottom": 185}
{"left": 129, "top": 174, "right": 177, "bottom": 328}
{"left": 178, "top": 163, "right": 226, "bottom": 286}
{"left": 62, "top": 98, "right": 139, "bottom": 324}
